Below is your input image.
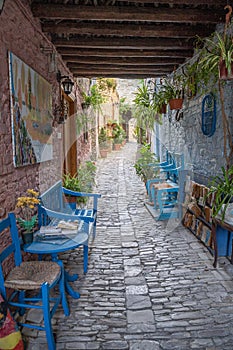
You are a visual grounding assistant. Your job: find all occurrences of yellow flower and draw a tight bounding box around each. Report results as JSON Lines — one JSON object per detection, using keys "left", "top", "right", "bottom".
{"left": 27, "top": 189, "right": 39, "bottom": 197}
{"left": 16, "top": 188, "right": 40, "bottom": 225}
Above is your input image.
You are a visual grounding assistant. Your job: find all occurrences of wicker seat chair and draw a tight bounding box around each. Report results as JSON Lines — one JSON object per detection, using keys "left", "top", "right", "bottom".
{"left": 0, "top": 212, "right": 70, "bottom": 350}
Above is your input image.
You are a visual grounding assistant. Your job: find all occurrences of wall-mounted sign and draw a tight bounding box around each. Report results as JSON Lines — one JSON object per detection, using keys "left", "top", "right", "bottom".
{"left": 201, "top": 93, "right": 216, "bottom": 137}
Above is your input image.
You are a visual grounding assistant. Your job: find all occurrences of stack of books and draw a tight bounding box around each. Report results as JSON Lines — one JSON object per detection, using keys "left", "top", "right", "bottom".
{"left": 36, "top": 221, "right": 79, "bottom": 243}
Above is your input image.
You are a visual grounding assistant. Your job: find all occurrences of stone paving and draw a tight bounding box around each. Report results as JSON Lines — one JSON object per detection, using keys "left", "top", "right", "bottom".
{"left": 26, "top": 142, "right": 233, "bottom": 350}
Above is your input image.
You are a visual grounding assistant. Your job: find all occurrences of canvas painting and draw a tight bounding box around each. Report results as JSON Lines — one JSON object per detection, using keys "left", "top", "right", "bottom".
{"left": 9, "top": 52, "right": 53, "bottom": 167}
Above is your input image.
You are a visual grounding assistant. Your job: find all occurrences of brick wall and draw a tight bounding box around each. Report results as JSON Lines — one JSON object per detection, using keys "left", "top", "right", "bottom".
{"left": 0, "top": 0, "right": 88, "bottom": 271}
{"left": 0, "top": 0, "right": 86, "bottom": 219}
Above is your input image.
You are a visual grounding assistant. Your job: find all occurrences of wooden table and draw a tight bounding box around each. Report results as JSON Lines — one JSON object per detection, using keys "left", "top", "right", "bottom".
{"left": 211, "top": 218, "right": 233, "bottom": 268}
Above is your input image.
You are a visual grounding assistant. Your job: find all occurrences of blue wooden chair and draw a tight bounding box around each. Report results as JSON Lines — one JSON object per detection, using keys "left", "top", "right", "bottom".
{"left": 156, "top": 187, "right": 180, "bottom": 220}
{"left": 146, "top": 151, "right": 175, "bottom": 200}
{"left": 147, "top": 153, "right": 184, "bottom": 204}
{"left": 0, "top": 212, "right": 70, "bottom": 350}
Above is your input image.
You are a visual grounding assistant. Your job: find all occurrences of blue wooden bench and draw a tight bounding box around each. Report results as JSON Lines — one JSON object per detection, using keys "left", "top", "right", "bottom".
{"left": 38, "top": 180, "right": 101, "bottom": 237}
{"left": 146, "top": 152, "right": 184, "bottom": 220}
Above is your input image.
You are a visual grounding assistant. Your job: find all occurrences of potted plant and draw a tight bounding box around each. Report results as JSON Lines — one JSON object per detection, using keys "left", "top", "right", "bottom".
{"left": 98, "top": 127, "right": 108, "bottom": 158}
{"left": 112, "top": 123, "right": 124, "bottom": 150}
{"left": 152, "top": 88, "right": 168, "bottom": 114}
{"left": 199, "top": 30, "right": 233, "bottom": 81}
{"left": 134, "top": 143, "right": 159, "bottom": 186}
{"left": 162, "top": 76, "right": 185, "bottom": 110}
{"left": 133, "top": 80, "right": 163, "bottom": 141}
{"left": 16, "top": 189, "right": 40, "bottom": 244}
{"left": 63, "top": 161, "right": 97, "bottom": 208}
{"left": 206, "top": 165, "right": 233, "bottom": 222}
{"left": 183, "top": 61, "right": 199, "bottom": 98}
{"left": 81, "top": 84, "right": 105, "bottom": 112}
{"left": 75, "top": 161, "right": 97, "bottom": 207}
{"left": 63, "top": 172, "right": 80, "bottom": 207}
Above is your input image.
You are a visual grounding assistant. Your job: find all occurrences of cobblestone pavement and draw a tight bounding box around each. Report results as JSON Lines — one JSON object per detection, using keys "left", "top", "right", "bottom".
{"left": 27, "top": 142, "right": 233, "bottom": 350}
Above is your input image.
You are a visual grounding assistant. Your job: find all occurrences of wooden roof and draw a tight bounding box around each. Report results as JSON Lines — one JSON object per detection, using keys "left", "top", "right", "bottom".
{"left": 31, "top": 0, "right": 227, "bottom": 78}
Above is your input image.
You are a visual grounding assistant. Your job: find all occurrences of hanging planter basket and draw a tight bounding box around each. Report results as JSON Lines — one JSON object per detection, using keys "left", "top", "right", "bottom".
{"left": 169, "top": 98, "right": 183, "bottom": 110}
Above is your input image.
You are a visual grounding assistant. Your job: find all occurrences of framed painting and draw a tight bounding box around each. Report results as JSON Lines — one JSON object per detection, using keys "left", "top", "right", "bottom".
{"left": 9, "top": 52, "right": 53, "bottom": 167}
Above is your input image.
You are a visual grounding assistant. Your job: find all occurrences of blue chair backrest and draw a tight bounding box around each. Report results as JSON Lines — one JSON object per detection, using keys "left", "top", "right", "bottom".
{"left": 39, "top": 181, "right": 64, "bottom": 212}
{"left": 0, "top": 213, "right": 22, "bottom": 299}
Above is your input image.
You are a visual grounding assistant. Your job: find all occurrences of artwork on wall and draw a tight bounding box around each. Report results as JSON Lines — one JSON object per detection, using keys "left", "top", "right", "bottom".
{"left": 9, "top": 52, "right": 53, "bottom": 167}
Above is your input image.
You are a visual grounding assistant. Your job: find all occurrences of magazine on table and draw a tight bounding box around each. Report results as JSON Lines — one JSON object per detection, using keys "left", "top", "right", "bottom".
{"left": 36, "top": 220, "right": 79, "bottom": 243}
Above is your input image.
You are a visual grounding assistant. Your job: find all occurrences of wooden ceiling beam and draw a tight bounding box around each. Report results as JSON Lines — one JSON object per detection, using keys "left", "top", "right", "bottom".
{"left": 53, "top": 37, "right": 194, "bottom": 50}
{"left": 64, "top": 56, "right": 185, "bottom": 65}
{"left": 70, "top": 65, "right": 175, "bottom": 73}
{"left": 115, "top": 0, "right": 224, "bottom": 4}
{"left": 42, "top": 21, "right": 215, "bottom": 38}
{"left": 58, "top": 47, "right": 193, "bottom": 58}
{"left": 32, "top": 4, "right": 224, "bottom": 24}
{"left": 74, "top": 72, "right": 168, "bottom": 78}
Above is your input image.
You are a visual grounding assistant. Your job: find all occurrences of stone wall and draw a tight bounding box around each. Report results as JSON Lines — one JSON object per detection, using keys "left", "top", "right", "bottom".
{"left": 116, "top": 79, "right": 140, "bottom": 104}
{"left": 158, "top": 82, "right": 233, "bottom": 185}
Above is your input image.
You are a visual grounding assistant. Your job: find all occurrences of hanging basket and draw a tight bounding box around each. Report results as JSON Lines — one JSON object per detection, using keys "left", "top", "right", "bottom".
{"left": 169, "top": 98, "right": 183, "bottom": 110}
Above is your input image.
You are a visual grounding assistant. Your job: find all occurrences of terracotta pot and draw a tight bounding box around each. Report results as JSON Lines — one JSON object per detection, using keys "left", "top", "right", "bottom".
{"left": 219, "top": 60, "right": 233, "bottom": 80}
{"left": 159, "top": 104, "right": 167, "bottom": 114}
{"left": 64, "top": 195, "right": 77, "bottom": 210}
{"left": 169, "top": 98, "right": 183, "bottom": 110}
{"left": 113, "top": 143, "right": 121, "bottom": 151}
{"left": 65, "top": 195, "right": 76, "bottom": 203}
{"left": 100, "top": 149, "right": 108, "bottom": 158}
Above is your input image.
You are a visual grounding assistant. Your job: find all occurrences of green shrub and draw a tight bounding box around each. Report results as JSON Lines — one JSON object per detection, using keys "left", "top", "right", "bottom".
{"left": 134, "top": 144, "right": 159, "bottom": 184}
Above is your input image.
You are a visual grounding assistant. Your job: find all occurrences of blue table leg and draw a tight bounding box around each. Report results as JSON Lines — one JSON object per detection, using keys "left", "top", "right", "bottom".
{"left": 64, "top": 271, "right": 80, "bottom": 299}
{"left": 83, "top": 245, "right": 88, "bottom": 274}
{"left": 66, "top": 272, "right": 78, "bottom": 282}
{"left": 51, "top": 254, "right": 80, "bottom": 298}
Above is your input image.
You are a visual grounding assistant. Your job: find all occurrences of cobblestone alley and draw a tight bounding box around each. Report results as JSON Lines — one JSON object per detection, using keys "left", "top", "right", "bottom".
{"left": 27, "top": 142, "right": 233, "bottom": 350}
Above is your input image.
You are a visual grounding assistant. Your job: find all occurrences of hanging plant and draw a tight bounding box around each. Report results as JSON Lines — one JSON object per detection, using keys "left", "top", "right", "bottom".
{"left": 133, "top": 80, "right": 162, "bottom": 133}
{"left": 160, "top": 75, "right": 185, "bottom": 110}
{"left": 81, "top": 84, "right": 105, "bottom": 112}
{"left": 194, "top": 6, "right": 233, "bottom": 172}
{"left": 197, "top": 6, "right": 233, "bottom": 83}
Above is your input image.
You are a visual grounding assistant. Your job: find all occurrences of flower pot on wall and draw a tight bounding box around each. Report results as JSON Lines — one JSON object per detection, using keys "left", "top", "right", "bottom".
{"left": 219, "top": 60, "right": 233, "bottom": 80}
{"left": 169, "top": 98, "right": 183, "bottom": 110}
{"left": 159, "top": 104, "right": 167, "bottom": 114}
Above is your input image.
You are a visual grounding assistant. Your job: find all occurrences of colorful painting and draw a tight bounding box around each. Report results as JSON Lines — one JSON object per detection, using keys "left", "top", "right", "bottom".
{"left": 9, "top": 52, "right": 53, "bottom": 167}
